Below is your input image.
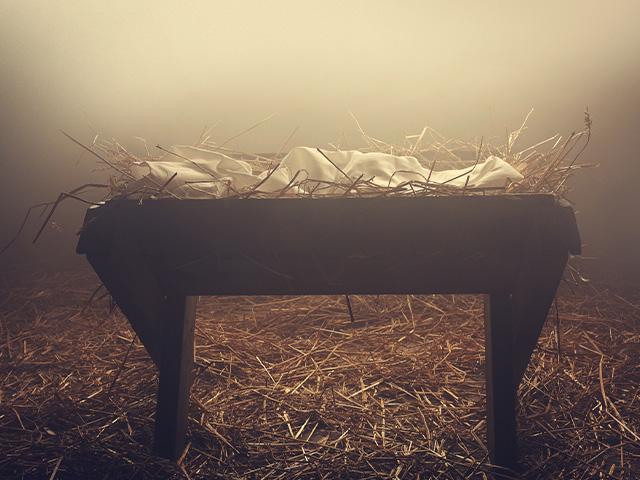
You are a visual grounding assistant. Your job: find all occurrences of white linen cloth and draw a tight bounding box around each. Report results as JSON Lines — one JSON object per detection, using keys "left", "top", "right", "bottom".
{"left": 131, "top": 146, "right": 523, "bottom": 197}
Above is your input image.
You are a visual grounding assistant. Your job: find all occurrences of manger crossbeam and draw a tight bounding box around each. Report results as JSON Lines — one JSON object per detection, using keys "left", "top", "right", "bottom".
{"left": 77, "top": 194, "right": 580, "bottom": 472}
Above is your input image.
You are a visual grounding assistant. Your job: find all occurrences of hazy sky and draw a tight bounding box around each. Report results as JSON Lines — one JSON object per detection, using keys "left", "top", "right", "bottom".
{"left": 1, "top": 1, "right": 639, "bottom": 278}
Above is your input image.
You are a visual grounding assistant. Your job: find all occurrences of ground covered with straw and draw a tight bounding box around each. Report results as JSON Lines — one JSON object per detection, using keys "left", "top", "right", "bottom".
{"left": 1, "top": 269, "right": 638, "bottom": 479}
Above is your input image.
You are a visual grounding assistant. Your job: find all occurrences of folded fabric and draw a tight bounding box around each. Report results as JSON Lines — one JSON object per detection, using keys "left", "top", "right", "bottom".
{"left": 130, "top": 146, "right": 523, "bottom": 197}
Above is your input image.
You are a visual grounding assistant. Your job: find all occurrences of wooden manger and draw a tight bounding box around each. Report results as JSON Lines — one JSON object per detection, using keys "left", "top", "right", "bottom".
{"left": 76, "top": 194, "right": 580, "bottom": 471}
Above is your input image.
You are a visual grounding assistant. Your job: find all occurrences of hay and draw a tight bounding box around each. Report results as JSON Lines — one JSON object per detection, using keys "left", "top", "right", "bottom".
{"left": 71, "top": 109, "right": 594, "bottom": 201}
{"left": 0, "top": 110, "right": 594, "bottom": 256}
{"left": 1, "top": 270, "right": 638, "bottom": 479}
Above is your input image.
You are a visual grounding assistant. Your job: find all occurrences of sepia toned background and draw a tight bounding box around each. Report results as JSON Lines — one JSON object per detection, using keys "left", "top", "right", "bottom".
{"left": 1, "top": 0, "right": 638, "bottom": 282}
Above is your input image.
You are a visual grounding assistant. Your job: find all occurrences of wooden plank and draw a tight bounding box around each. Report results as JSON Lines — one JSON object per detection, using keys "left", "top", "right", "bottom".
{"left": 157, "top": 251, "right": 522, "bottom": 296}
{"left": 77, "top": 196, "right": 580, "bottom": 259}
{"left": 154, "top": 295, "right": 197, "bottom": 460}
{"left": 87, "top": 252, "right": 164, "bottom": 367}
{"left": 484, "top": 293, "right": 518, "bottom": 471}
{"left": 77, "top": 195, "right": 580, "bottom": 298}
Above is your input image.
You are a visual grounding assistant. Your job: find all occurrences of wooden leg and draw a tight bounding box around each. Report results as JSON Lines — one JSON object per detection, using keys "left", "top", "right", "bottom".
{"left": 88, "top": 254, "right": 164, "bottom": 367}
{"left": 485, "top": 293, "right": 518, "bottom": 471}
{"left": 154, "top": 295, "right": 197, "bottom": 460}
{"left": 511, "top": 254, "right": 567, "bottom": 387}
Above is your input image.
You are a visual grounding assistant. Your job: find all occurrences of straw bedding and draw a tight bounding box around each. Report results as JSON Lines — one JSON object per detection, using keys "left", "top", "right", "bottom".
{"left": 61, "top": 109, "right": 594, "bottom": 202}
{"left": 1, "top": 270, "right": 638, "bottom": 479}
{"left": 2, "top": 110, "right": 593, "bottom": 253}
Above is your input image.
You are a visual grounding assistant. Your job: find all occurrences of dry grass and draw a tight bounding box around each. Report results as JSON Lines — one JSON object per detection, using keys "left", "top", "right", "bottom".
{"left": 0, "top": 111, "right": 595, "bottom": 257}
{"left": 1, "top": 269, "right": 638, "bottom": 479}
{"left": 73, "top": 109, "right": 594, "bottom": 201}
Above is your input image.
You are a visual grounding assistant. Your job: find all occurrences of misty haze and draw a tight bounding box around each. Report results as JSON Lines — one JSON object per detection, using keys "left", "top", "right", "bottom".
{"left": 1, "top": 1, "right": 639, "bottom": 478}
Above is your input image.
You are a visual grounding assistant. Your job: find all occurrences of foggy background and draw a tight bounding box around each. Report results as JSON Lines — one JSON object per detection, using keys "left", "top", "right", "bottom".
{"left": 1, "top": 1, "right": 639, "bottom": 283}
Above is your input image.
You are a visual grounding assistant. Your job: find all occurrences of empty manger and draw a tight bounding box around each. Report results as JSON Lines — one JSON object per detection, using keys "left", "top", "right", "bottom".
{"left": 77, "top": 193, "right": 581, "bottom": 471}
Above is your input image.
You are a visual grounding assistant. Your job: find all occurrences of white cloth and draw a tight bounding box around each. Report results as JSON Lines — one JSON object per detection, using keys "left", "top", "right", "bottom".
{"left": 132, "top": 146, "right": 523, "bottom": 197}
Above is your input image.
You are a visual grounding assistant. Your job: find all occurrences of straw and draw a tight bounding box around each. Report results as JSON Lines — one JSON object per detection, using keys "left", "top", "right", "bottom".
{"left": 87, "top": 110, "right": 594, "bottom": 201}
{"left": 1, "top": 270, "right": 637, "bottom": 478}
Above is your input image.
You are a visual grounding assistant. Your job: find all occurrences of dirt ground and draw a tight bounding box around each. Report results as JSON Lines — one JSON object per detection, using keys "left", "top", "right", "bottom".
{"left": 0, "top": 268, "right": 638, "bottom": 479}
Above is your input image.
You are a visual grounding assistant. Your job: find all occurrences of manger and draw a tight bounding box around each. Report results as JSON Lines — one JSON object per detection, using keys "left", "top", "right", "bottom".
{"left": 43, "top": 112, "right": 591, "bottom": 474}
{"left": 76, "top": 193, "right": 580, "bottom": 471}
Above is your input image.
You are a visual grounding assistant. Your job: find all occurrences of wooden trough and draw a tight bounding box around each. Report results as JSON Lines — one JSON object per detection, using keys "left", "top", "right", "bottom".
{"left": 76, "top": 194, "right": 581, "bottom": 471}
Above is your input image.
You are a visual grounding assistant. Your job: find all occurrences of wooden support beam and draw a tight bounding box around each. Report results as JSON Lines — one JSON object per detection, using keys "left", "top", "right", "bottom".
{"left": 511, "top": 254, "right": 568, "bottom": 386}
{"left": 484, "top": 253, "right": 567, "bottom": 473}
{"left": 154, "top": 295, "right": 197, "bottom": 460}
{"left": 484, "top": 293, "right": 518, "bottom": 471}
{"left": 87, "top": 253, "right": 165, "bottom": 367}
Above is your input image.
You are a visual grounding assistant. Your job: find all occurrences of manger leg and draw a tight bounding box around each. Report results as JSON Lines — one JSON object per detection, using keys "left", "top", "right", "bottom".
{"left": 154, "top": 295, "right": 197, "bottom": 460}
{"left": 511, "top": 254, "right": 568, "bottom": 387}
{"left": 484, "top": 293, "right": 518, "bottom": 471}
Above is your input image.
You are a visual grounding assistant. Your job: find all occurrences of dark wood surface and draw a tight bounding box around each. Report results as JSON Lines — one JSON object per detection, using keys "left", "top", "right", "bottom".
{"left": 154, "top": 295, "right": 197, "bottom": 460}
{"left": 78, "top": 195, "right": 579, "bottom": 297}
{"left": 78, "top": 195, "right": 580, "bottom": 259}
{"left": 484, "top": 293, "right": 517, "bottom": 469}
{"left": 77, "top": 194, "right": 581, "bottom": 471}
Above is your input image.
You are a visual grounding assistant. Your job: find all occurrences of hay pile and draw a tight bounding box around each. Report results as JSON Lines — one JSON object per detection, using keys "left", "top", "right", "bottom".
{"left": 65, "top": 110, "right": 593, "bottom": 202}
{"left": 0, "top": 110, "right": 594, "bottom": 253}
{"left": 1, "top": 271, "right": 638, "bottom": 479}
